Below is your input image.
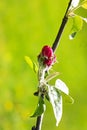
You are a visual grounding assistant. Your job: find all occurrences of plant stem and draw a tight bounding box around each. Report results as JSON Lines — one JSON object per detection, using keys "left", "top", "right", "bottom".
{"left": 32, "top": 115, "right": 43, "bottom": 130}
{"left": 36, "top": 115, "right": 44, "bottom": 130}
{"left": 52, "top": 0, "right": 72, "bottom": 52}
{"left": 32, "top": 113, "right": 43, "bottom": 130}
{"left": 31, "top": 0, "right": 72, "bottom": 130}
{"left": 32, "top": 94, "right": 44, "bottom": 130}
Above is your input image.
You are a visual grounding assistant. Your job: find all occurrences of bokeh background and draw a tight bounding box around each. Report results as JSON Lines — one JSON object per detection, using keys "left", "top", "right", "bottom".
{"left": 0, "top": 0, "right": 87, "bottom": 130}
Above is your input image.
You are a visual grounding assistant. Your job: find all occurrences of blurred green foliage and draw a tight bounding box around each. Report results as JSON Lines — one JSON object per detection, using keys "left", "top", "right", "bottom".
{"left": 0, "top": 0, "right": 87, "bottom": 130}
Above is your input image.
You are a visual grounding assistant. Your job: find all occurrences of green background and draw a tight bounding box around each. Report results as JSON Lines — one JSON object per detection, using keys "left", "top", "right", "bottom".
{"left": 0, "top": 0, "right": 87, "bottom": 130}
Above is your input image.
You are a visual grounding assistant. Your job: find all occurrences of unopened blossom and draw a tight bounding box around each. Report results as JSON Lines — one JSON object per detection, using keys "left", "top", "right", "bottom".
{"left": 42, "top": 45, "right": 53, "bottom": 58}
{"left": 38, "top": 45, "right": 56, "bottom": 67}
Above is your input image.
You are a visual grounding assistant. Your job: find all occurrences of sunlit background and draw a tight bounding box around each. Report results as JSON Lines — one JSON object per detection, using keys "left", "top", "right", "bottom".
{"left": 0, "top": 0, "right": 87, "bottom": 130}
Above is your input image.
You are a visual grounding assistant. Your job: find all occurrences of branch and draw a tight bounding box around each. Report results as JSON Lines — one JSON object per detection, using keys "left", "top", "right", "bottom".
{"left": 31, "top": 0, "right": 72, "bottom": 130}
{"left": 32, "top": 95, "right": 44, "bottom": 130}
{"left": 52, "top": 0, "right": 72, "bottom": 52}
{"left": 32, "top": 115, "right": 43, "bottom": 130}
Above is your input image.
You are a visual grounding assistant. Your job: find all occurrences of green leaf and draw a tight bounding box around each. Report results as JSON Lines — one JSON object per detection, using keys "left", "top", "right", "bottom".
{"left": 69, "top": 15, "right": 83, "bottom": 39}
{"left": 55, "top": 79, "right": 74, "bottom": 104}
{"left": 25, "top": 56, "right": 38, "bottom": 73}
{"left": 62, "top": 93, "right": 74, "bottom": 104}
{"left": 69, "top": 32, "right": 77, "bottom": 40}
{"left": 45, "top": 72, "right": 60, "bottom": 82}
{"left": 31, "top": 96, "right": 46, "bottom": 117}
{"left": 72, "top": 15, "right": 83, "bottom": 30}
{"left": 48, "top": 86, "right": 62, "bottom": 126}
{"left": 81, "top": 0, "right": 87, "bottom": 9}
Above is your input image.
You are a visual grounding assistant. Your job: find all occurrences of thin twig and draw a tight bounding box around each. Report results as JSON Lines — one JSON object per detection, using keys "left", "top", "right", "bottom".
{"left": 32, "top": 114, "right": 43, "bottom": 130}
{"left": 31, "top": 0, "right": 72, "bottom": 130}
{"left": 52, "top": 0, "right": 72, "bottom": 52}
{"left": 36, "top": 115, "right": 44, "bottom": 130}
{"left": 32, "top": 95, "right": 44, "bottom": 130}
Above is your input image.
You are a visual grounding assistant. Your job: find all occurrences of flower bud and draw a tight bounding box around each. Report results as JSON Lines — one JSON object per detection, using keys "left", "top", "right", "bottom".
{"left": 43, "top": 58, "right": 53, "bottom": 66}
{"left": 41, "top": 45, "right": 53, "bottom": 58}
{"left": 38, "top": 45, "right": 56, "bottom": 67}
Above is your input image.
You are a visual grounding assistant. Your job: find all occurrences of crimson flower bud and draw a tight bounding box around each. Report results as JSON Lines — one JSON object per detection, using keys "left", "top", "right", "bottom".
{"left": 41, "top": 45, "right": 53, "bottom": 58}
{"left": 38, "top": 45, "right": 56, "bottom": 67}
{"left": 43, "top": 58, "right": 53, "bottom": 66}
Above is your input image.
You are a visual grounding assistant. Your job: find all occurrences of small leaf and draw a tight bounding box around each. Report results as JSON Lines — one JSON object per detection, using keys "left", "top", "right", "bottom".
{"left": 81, "top": 0, "right": 87, "bottom": 9}
{"left": 25, "top": 56, "right": 33, "bottom": 68}
{"left": 25, "top": 56, "right": 38, "bottom": 73}
{"left": 33, "top": 62, "right": 38, "bottom": 73}
{"left": 69, "top": 32, "right": 77, "bottom": 40}
{"left": 69, "top": 15, "right": 83, "bottom": 39}
{"left": 45, "top": 72, "right": 60, "bottom": 82}
{"left": 72, "top": 15, "right": 83, "bottom": 31}
{"left": 62, "top": 94, "right": 74, "bottom": 104}
{"left": 48, "top": 86, "right": 62, "bottom": 126}
{"left": 55, "top": 79, "right": 69, "bottom": 95}
{"left": 55, "top": 79, "right": 74, "bottom": 104}
{"left": 71, "top": 0, "right": 80, "bottom": 8}
{"left": 31, "top": 96, "right": 46, "bottom": 117}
